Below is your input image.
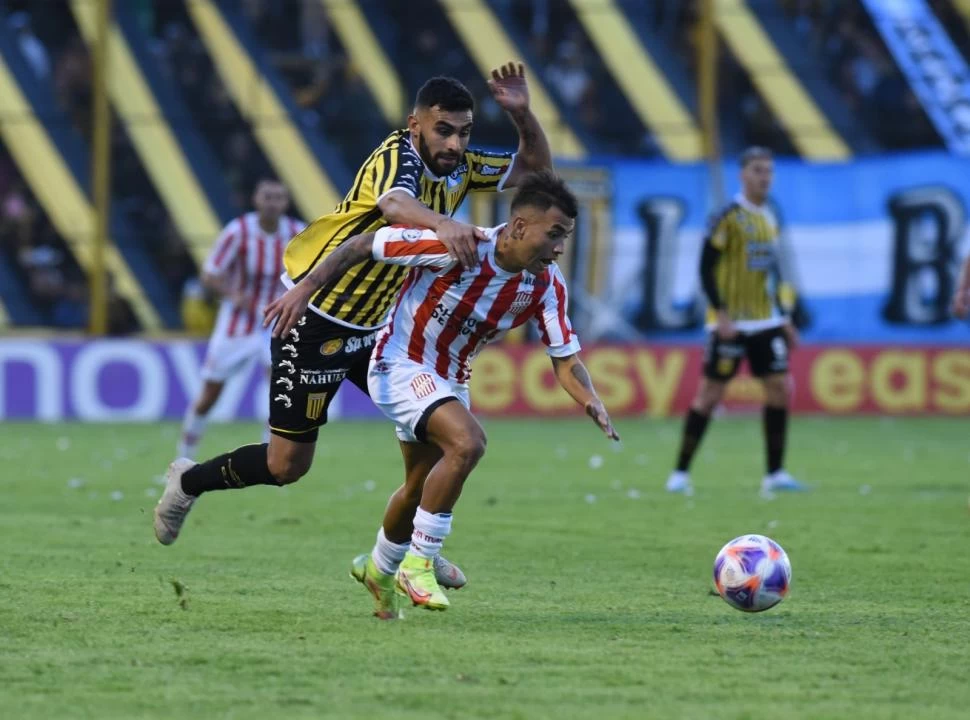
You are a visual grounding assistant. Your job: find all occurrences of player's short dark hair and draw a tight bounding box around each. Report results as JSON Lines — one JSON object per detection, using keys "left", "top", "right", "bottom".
{"left": 254, "top": 176, "right": 284, "bottom": 191}
{"left": 510, "top": 170, "right": 578, "bottom": 219}
{"left": 415, "top": 77, "right": 474, "bottom": 113}
{"left": 741, "top": 146, "right": 773, "bottom": 167}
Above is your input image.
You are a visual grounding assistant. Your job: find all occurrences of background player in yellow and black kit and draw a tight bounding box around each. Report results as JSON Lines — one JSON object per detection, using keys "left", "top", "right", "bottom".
{"left": 666, "top": 147, "right": 806, "bottom": 496}
{"left": 155, "top": 65, "right": 552, "bottom": 583}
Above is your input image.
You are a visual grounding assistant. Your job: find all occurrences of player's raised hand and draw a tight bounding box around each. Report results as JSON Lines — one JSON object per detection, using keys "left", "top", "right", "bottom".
{"left": 585, "top": 399, "right": 620, "bottom": 442}
{"left": 488, "top": 62, "right": 530, "bottom": 115}
{"left": 436, "top": 217, "right": 484, "bottom": 269}
{"left": 263, "top": 282, "right": 313, "bottom": 338}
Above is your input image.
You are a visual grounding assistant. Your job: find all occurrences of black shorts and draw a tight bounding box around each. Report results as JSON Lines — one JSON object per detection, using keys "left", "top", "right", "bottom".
{"left": 703, "top": 326, "right": 790, "bottom": 381}
{"left": 269, "top": 312, "right": 382, "bottom": 443}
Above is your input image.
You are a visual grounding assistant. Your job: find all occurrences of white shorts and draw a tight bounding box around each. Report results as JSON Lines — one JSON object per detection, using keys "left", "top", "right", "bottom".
{"left": 200, "top": 330, "right": 272, "bottom": 382}
{"left": 367, "top": 357, "right": 470, "bottom": 443}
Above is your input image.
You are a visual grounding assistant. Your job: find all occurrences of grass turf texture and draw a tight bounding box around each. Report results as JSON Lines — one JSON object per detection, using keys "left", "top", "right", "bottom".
{"left": 1, "top": 417, "right": 969, "bottom": 720}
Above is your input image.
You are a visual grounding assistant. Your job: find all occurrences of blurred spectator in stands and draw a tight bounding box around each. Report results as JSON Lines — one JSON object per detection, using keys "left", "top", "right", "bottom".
{"left": 106, "top": 274, "right": 140, "bottom": 336}
{"left": 0, "top": 182, "right": 33, "bottom": 295}
{"left": 53, "top": 34, "right": 91, "bottom": 140}
{"left": 778, "top": 0, "right": 938, "bottom": 150}
{"left": 8, "top": 11, "right": 50, "bottom": 80}
{"left": 19, "top": 227, "right": 66, "bottom": 312}
{"left": 52, "top": 282, "right": 88, "bottom": 329}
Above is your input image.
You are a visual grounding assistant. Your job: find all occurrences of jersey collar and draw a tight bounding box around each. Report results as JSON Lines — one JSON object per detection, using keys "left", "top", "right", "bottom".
{"left": 735, "top": 192, "right": 768, "bottom": 215}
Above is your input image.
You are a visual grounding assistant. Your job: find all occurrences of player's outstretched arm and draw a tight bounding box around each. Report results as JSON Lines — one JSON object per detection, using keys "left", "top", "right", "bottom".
{"left": 488, "top": 62, "right": 552, "bottom": 189}
{"left": 378, "top": 192, "right": 483, "bottom": 270}
{"left": 551, "top": 353, "right": 620, "bottom": 441}
{"left": 263, "top": 232, "right": 376, "bottom": 337}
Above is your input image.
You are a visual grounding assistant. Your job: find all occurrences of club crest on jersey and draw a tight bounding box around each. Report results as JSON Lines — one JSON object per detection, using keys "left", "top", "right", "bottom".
{"left": 410, "top": 373, "right": 437, "bottom": 399}
{"left": 509, "top": 291, "right": 534, "bottom": 314}
{"left": 320, "top": 338, "right": 343, "bottom": 356}
{"left": 402, "top": 228, "right": 424, "bottom": 241}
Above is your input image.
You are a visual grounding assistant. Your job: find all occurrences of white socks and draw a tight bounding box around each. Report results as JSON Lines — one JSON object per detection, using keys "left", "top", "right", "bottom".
{"left": 410, "top": 507, "right": 452, "bottom": 559}
{"left": 372, "top": 527, "right": 410, "bottom": 575}
{"left": 177, "top": 408, "right": 208, "bottom": 460}
{"left": 370, "top": 510, "right": 455, "bottom": 574}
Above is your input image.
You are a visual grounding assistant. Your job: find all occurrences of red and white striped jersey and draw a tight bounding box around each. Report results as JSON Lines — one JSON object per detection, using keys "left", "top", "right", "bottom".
{"left": 372, "top": 225, "right": 581, "bottom": 383}
{"left": 204, "top": 212, "right": 305, "bottom": 337}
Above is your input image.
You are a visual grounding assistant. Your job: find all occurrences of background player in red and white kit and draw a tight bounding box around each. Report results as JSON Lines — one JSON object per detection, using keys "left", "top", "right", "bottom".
{"left": 264, "top": 171, "right": 619, "bottom": 618}
{"left": 177, "top": 179, "right": 304, "bottom": 459}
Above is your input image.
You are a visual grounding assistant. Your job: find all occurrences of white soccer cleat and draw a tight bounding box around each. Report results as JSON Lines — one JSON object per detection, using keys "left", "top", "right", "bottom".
{"left": 761, "top": 470, "right": 806, "bottom": 495}
{"left": 665, "top": 470, "right": 693, "bottom": 494}
{"left": 154, "top": 458, "right": 199, "bottom": 545}
{"left": 433, "top": 554, "right": 467, "bottom": 590}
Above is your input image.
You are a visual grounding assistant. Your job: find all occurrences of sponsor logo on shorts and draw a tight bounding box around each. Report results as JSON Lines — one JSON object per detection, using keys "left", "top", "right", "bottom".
{"left": 345, "top": 331, "right": 379, "bottom": 354}
{"left": 299, "top": 370, "right": 347, "bottom": 385}
{"left": 320, "top": 338, "right": 343, "bottom": 356}
{"left": 372, "top": 360, "right": 390, "bottom": 375}
{"left": 717, "top": 358, "right": 735, "bottom": 375}
{"left": 410, "top": 373, "right": 437, "bottom": 399}
{"left": 305, "top": 392, "right": 328, "bottom": 420}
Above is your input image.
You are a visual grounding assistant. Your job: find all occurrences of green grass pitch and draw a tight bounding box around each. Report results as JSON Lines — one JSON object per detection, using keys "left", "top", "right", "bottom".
{"left": 2, "top": 417, "right": 969, "bottom": 719}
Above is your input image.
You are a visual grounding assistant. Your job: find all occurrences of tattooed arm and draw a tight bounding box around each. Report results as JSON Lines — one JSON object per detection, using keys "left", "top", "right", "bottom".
{"left": 263, "top": 232, "right": 375, "bottom": 337}
{"left": 551, "top": 354, "right": 620, "bottom": 441}
{"left": 486, "top": 63, "right": 552, "bottom": 188}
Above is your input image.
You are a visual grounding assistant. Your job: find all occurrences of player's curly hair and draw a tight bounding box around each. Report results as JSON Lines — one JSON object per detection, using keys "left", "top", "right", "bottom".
{"left": 510, "top": 170, "right": 578, "bottom": 219}
{"left": 415, "top": 77, "right": 475, "bottom": 112}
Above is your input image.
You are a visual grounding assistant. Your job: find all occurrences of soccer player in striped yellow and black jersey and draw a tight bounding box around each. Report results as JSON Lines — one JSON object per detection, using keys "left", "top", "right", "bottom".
{"left": 666, "top": 147, "right": 806, "bottom": 496}
{"left": 155, "top": 65, "right": 552, "bottom": 588}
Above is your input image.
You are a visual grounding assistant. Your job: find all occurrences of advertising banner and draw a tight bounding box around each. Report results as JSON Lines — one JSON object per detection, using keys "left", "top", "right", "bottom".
{"left": 605, "top": 151, "right": 970, "bottom": 345}
{"left": 3, "top": 340, "right": 969, "bottom": 421}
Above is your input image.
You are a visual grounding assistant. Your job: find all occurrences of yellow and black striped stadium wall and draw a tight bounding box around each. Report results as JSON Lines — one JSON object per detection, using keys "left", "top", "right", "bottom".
{"left": 187, "top": 0, "right": 350, "bottom": 222}
{"left": 70, "top": 0, "right": 234, "bottom": 267}
{"left": 0, "top": 32, "right": 166, "bottom": 328}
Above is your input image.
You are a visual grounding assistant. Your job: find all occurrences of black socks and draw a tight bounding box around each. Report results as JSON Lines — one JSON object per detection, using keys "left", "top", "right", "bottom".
{"left": 675, "top": 409, "right": 712, "bottom": 472}
{"left": 180, "top": 443, "right": 278, "bottom": 496}
{"left": 763, "top": 406, "right": 788, "bottom": 474}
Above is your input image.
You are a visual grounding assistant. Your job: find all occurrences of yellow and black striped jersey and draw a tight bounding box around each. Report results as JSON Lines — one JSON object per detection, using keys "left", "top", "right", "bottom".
{"left": 703, "top": 194, "right": 793, "bottom": 330}
{"left": 284, "top": 129, "right": 515, "bottom": 328}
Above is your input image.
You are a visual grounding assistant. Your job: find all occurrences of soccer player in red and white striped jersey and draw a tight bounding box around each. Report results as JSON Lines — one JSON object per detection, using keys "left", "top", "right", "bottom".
{"left": 177, "top": 179, "right": 305, "bottom": 459}
{"left": 264, "top": 171, "right": 618, "bottom": 617}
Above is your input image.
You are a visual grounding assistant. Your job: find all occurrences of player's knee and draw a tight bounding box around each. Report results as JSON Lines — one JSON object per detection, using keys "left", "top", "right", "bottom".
{"left": 448, "top": 429, "right": 487, "bottom": 473}
{"left": 267, "top": 453, "right": 312, "bottom": 485}
{"left": 694, "top": 383, "right": 724, "bottom": 414}
{"left": 763, "top": 376, "right": 790, "bottom": 406}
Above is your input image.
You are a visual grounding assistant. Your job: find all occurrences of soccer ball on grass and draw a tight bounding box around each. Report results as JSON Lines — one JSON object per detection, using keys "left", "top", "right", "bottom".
{"left": 713, "top": 534, "right": 791, "bottom": 612}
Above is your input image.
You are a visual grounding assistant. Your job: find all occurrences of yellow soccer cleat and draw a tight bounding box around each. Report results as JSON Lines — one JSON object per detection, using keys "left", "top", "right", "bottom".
{"left": 350, "top": 554, "right": 401, "bottom": 620}
{"left": 396, "top": 552, "right": 450, "bottom": 611}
